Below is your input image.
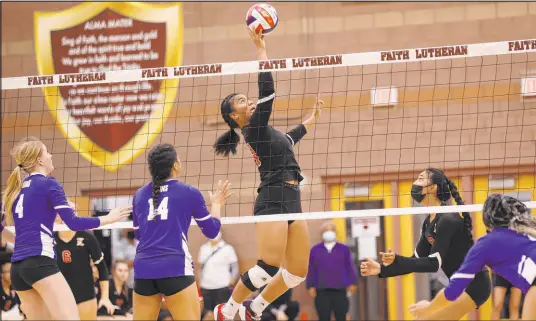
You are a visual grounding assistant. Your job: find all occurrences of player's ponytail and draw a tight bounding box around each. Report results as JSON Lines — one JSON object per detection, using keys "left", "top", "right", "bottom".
{"left": 447, "top": 179, "right": 473, "bottom": 240}
{"left": 214, "top": 93, "right": 240, "bottom": 157}
{"left": 147, "top": 144, "right": 177, "bottom": 217}
{"left": 2, "top": 137, "right": 42, "bottom": 226}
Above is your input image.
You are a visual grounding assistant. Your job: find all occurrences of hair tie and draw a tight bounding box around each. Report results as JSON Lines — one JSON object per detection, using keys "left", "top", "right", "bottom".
{"left": 18, "top": 164, "right": 23, "bottom": 168}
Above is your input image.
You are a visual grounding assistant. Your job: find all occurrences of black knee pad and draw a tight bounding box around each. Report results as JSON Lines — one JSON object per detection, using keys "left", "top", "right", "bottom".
{"left": 241, "top": 260, "right": 279, "bottom": 292}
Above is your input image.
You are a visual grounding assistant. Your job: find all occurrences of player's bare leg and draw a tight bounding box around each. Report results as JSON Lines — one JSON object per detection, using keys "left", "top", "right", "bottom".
{"left": 509, "top": 287, "right": 522, "bottom": 320}
{"left": 32, "top": 272, "right": 80, "bottom": 320}
{"left": 165, "top": 282, "right": 201, "bottom": 321}
{"left": 238, "top": 220, "right": 309, "bottom": 320}
{"left": 522, "top": 286, "right": 536, "bottom": 320}
{"left": 133, "top": 293, "right": 161, "bottom": 320}
{"left": 16, "top": 288, "right": 54, "bottom": 320}
{"left": 77, "top": 298, "right": 97, "bottom": 320}
{"left": 491, "top": 286, "right": 507, "bottom": 320}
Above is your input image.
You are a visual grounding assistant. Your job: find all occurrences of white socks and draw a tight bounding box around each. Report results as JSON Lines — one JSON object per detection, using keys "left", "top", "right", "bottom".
{"left": 250, "top": 294, "right": 270, "bottom": 315}
{"left": 222, "top": 297, "right": 240, "bottom": 317}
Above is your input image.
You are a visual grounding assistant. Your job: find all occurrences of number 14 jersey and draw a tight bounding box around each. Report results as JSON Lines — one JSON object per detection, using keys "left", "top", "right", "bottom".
{"left": 132, "top": 180, "right": 221, "bottom": 280}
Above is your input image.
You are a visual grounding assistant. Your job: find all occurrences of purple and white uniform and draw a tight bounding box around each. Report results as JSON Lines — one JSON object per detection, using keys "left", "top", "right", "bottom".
{"left": 10, "top": 173, "right": 100, "bottom": 262}
{"left": 132, "top": 180, "right": 221, "bottom": 279}
{"left": 445, "top": 228, "right": 536, "bottom": 301}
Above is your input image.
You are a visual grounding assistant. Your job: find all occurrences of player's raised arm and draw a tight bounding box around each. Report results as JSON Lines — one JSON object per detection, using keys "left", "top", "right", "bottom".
{"left": 192, "top": 180, "right": 232, "bottom": 239}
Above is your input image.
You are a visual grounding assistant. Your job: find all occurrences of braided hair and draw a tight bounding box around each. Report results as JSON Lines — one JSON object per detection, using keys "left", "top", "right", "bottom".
{"left": 483, "top": 194, "right": 536, "bottom": 238}
{"left": 426, "top": 168, "right": 473, "bottom": 240}
{"left": 214, "top": 93, "right": 240, "bottom": 157}
{"left": 147, "top": 144, "right": 177, "bottom": 216}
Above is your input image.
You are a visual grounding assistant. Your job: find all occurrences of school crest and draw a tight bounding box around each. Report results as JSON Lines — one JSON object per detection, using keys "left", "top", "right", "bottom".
{"left": 76, "top": 237, "right": 85, "bottom": 247}
{"left": 34, "top": 2, "right": 183, "bottom": 171}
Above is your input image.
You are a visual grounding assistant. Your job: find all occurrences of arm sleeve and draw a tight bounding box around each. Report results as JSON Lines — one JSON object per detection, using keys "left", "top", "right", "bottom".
{"left": 85, "top": 232, "right": 109, "bottom": 281}
{"left": 191, "top": 187, "right": 221, "bottom": 239}
{"left": 306, "top": 247, "right": 317, "bottom": 288}
{"left": 132, "top": 194, "right": 140, "bottom": 240}
{"left": 444, "top": 238, "right": 489, "bottom": 302}
{"left": 48, "top": 178, "right": 100, "bottom": 231}
{"left": 285, "top": 124, "right": 307, "bottom": 146}
{"left": 249, "top": 72, "right": 275, "bottom": 127}
{"left": 344, "top": 245, "right": 358, "bottom": 286}
{"left": 380, "top": 217, "right": 459, "bottom": 278}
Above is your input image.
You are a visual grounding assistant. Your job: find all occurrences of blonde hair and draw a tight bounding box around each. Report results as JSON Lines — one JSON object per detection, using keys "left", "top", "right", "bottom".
{"left": 1, "top": 137, "right": 43, "bottom": 226}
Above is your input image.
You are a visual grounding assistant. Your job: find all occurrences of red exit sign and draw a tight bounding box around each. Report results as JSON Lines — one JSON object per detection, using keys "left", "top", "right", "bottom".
{"left": 522, "top": 77, "right": 536, "bottom": 97}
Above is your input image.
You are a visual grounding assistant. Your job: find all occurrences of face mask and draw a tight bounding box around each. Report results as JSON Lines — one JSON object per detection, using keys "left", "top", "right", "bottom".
{"left": 411, "top": 184, "right": 425, "bottom": 203}
{"left": 322, "top": 231, "right": 336, "bottom": 242}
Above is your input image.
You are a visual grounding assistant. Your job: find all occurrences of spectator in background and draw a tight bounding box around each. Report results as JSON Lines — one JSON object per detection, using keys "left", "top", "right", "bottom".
{"left": 98, "top": 260, "right": 132, "bottom": 319}
{"left": 1, "top": 262, "right": 23, "bottom": 320}
{"left": 307, "top": 221, "right": 357, "bottom": 321}
{"left": 113, "top": 230, "right": 137, "bottom": 289}
{"left": 197, "top": 231, "right": 239, "bottom": 314}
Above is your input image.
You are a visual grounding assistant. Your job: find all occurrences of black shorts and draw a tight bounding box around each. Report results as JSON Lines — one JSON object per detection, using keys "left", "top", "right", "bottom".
{"left": 465, "top": 269, "right": 492, "bottom": 308}
{"left": 11, "top": 256, "right": 61, "bottom": 291}
{"left": 254, "top": 183, "right": 302, "bottom": 224}
{"left": 494, "top": 273, "right": 512, "bottom": 289}
{"left": 72, "top": 283, "right": 96, "bottom": 304}
{"left": 134, "top": 276, "right": 195, "bottom": 297}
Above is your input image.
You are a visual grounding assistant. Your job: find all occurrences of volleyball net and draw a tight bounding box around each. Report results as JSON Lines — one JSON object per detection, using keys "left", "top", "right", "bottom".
{"left": 2, "top": 38, "right": 536, "bottom": 231}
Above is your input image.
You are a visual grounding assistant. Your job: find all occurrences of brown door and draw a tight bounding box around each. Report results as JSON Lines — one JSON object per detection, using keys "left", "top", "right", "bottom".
{"left": 344, "top": 200, "right": 388, "bottom": 321}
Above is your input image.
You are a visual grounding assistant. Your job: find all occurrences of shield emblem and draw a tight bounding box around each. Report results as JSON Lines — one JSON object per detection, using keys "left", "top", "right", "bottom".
{"left": 34, "top": 2, "right": 182, "bottom": 172}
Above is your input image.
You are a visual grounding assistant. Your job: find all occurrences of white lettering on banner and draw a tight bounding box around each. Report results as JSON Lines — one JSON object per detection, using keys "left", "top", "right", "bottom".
{"left": 7, "top": 38, "right": 536, "bottom": 90}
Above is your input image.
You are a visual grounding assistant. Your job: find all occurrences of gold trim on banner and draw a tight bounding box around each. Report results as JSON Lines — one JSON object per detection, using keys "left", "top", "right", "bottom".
{"left": 34, "top": 2, "right": 183, "bottom": 172}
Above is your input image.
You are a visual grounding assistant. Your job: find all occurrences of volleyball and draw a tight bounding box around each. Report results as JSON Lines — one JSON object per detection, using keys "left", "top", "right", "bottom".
{"left": 246, "top": 3, "right": 279, "bottom": 34}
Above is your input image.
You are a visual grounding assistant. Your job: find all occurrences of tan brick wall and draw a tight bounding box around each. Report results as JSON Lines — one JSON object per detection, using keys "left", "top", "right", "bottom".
{"left": 2, "top": 2, "right": 536, "bottom": 318}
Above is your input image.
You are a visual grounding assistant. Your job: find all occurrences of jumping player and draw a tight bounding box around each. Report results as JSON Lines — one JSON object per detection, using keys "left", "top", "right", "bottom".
{"left": 360, "top": 168, "right": 491, "bottom": 320}
{"left": 213, "top": 28, "right": 323, "bottom": 321}
{"left": 1, "top": 137, "right": 131, "bottom": 320}
{"left": 410, "top": 194, "right": 535, "bottom": 320}
{"left": 55, "top": 201, "right": 115, "bottom": 320}
{"left": 131, "top": 143, "right": 232, "bottom": 321}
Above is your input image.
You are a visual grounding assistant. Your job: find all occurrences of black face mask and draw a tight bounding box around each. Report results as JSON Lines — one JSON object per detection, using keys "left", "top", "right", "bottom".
{"left": 411, "top": 184, "right": 425, "bottom": 203}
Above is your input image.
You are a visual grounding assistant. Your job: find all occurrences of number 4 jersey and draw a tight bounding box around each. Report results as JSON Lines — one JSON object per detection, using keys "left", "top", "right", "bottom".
{"left": 132, "top": 180, "right": 221, "bottom": 279}
{"left": 445, "top": 228, "right": 536, "bottom": 301}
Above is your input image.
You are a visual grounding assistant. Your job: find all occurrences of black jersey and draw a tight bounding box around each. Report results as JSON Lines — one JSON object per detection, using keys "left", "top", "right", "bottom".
{"left": 0, "top": 284, "right": 20, "bottom": 312}
{"left": 98, "top": 279, "right": 131, "bottom": 316}
{"left": 55, "top": 231, "right": 106, "bottom": 301}
{"left": 242, "top": 72, "right": 307, "bottom": 188}
{"left": 380, "top": 213, "right": 477, "bottom": 278}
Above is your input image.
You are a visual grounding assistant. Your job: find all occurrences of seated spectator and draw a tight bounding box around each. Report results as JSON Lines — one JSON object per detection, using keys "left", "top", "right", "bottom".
{"left": 97, "top": 260, "right": 132, "bottom": 319}
{"left": 1, "top": 262, "right": 23, "bottom": 320}
{"left": 113, "top": 230, "right": 137, "bottom": 289}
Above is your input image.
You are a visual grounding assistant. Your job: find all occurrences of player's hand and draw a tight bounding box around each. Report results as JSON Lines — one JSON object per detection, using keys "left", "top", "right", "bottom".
{"left": 307, "top": 287, "right": 317, "bottom": 298}
{"left": 98, "top": 297, "right": 115, "bottom": 315}
{"left": 347, "top": 284, "right": 357, "bottom": 296}
{"left": 209, "top": 180, "right": 233, "bottom": 205}
{"left": 360, "top": 258, "right": 381, "bottom": 276}
{"left": 248, "top": 26, "right": 266, "bottom": 50}
{"left": 312, "top": 95, "right": 324, "bottom": 122}
{"left": 408, "top": 300, "right": 431, "bottom": 320}
{"left": 101, "top": 205, "right": 132, "bottom": 226}
{"left": 380, "top": 249, "right": 396, "bottom": 266}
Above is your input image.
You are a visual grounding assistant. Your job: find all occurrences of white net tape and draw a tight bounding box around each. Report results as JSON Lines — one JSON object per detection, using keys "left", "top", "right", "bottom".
{"left": 4, "top": 201, "right": 535, "bottom": 233}
{"left": 2, "top": 39, "right": 535, "bottom": 89}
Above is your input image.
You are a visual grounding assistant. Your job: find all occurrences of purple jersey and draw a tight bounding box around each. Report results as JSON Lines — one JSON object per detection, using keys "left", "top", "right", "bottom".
{"left": 445, "top": 228, "right": 536, "bottom": 301}
{"left": 10, "top": 173, "right": 100, "bottom": 262}
{"left": 132, "top": 180, "right": 221, "bottom": 279}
